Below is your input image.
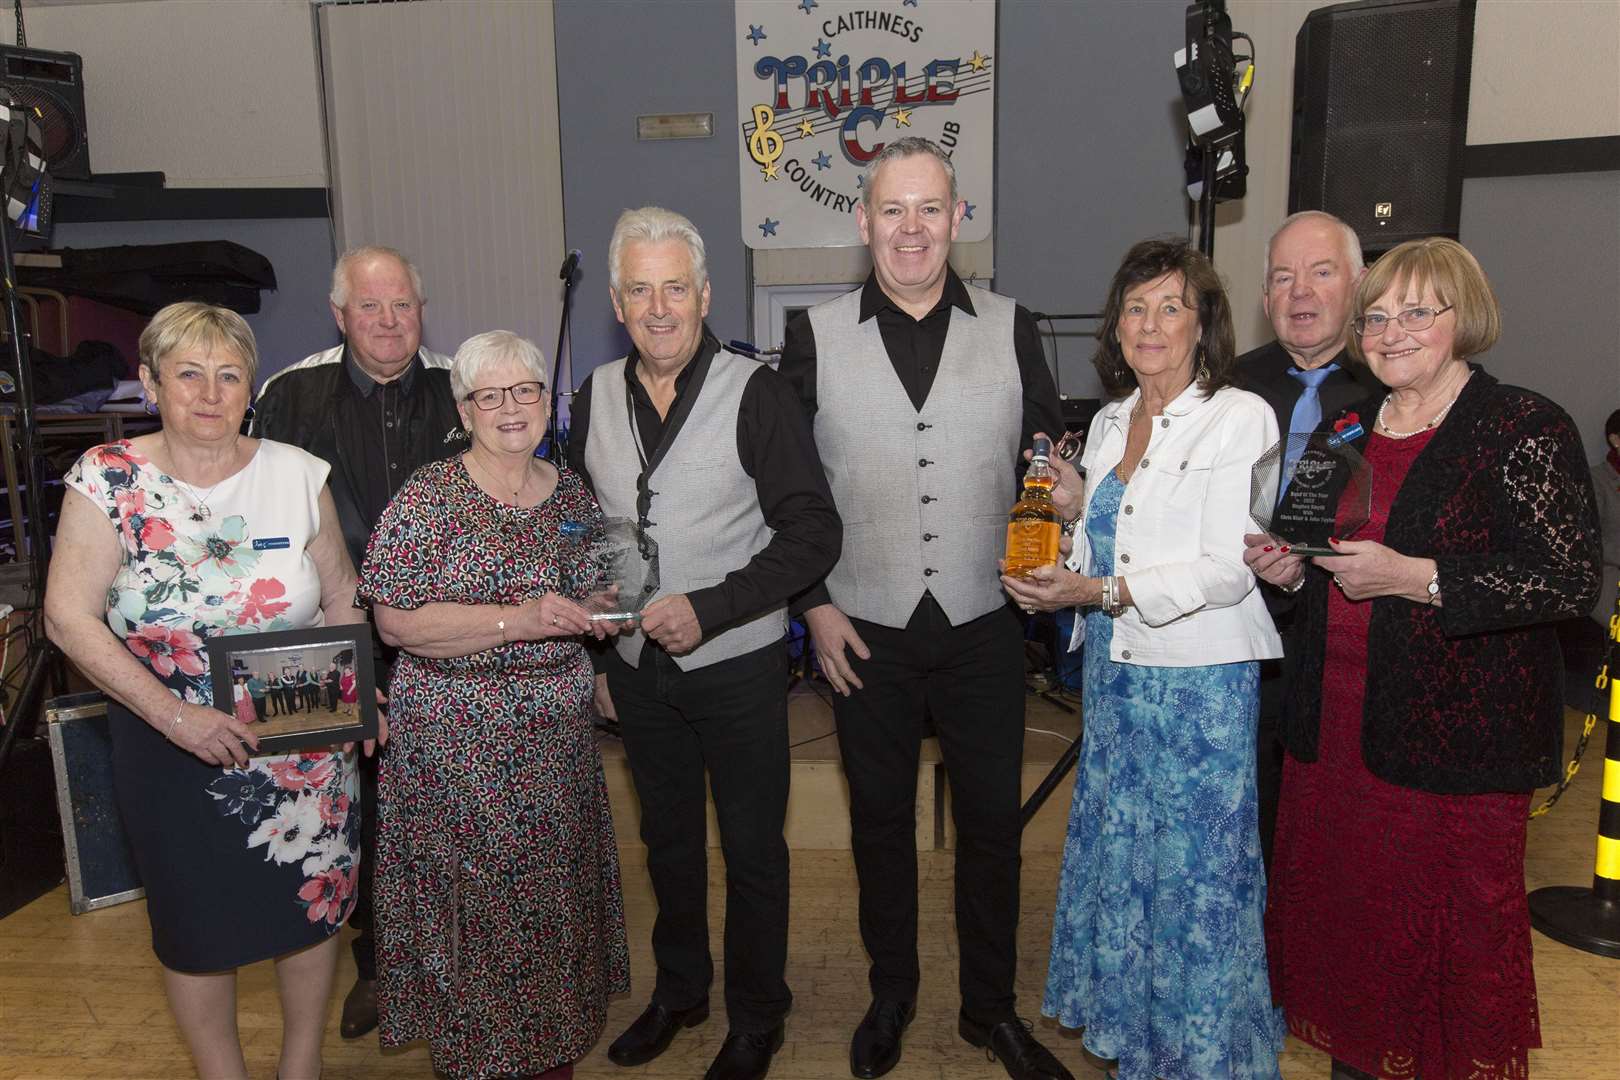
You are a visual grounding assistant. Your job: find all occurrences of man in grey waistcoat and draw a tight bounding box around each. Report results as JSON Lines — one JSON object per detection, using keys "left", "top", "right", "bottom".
{"left": 779, "top": 138, "right": 1070, "bottom": 1080}
{"left": 568, "top": 206, "right": 841, "bottom": 1080}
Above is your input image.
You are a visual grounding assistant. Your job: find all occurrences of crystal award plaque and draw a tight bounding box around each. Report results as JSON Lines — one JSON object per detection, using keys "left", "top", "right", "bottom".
{"left": 1250, "top": 430, "right": 1372, "bottom": 557}
{"left": 561, "top": 517, "right": 660, "bottom": 624}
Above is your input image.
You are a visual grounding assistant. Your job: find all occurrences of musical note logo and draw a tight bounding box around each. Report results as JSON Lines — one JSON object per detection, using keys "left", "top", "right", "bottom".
{"left": 747, "top": 104, "right": 784, "bottom": 181}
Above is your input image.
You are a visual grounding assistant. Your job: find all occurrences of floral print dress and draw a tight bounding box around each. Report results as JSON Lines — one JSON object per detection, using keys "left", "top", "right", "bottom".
{"left": 357, "top": 457, "right": 629, "bottom": 1080}
{"left": 1043, "top": 471, "right": 1286, "bottom": 1080}
{"left": 64, "top": 439, "right": 360, "bottom": 972}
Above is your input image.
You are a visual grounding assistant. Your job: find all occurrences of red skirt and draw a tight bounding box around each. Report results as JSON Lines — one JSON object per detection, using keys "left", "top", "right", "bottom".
{"left": 1266, "top": 432, "right": 1540, "bottom": 1080}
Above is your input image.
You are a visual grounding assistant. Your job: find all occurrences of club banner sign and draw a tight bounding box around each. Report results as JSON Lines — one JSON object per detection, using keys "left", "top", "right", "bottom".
{"left": 735, "top": 0, "right": 996, "bottom": 249}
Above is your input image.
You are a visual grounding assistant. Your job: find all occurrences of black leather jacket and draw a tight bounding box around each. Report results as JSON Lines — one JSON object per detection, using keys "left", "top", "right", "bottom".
{"left": 251, "top": 347, "right": 466, "bottom": 570}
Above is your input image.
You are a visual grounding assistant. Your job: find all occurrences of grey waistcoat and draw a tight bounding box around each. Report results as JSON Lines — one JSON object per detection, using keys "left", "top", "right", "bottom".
{"left": 808, "top": 284, "right": 1021, "bottom": 628}
{"left": 583, "top": 350, "right": 785, "bottom": 670}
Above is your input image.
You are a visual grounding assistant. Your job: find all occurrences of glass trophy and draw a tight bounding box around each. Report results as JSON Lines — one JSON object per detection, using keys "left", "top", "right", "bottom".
{"left": 561, "top": 517, "right": 660, "bottom": 625}
{"left": 1250, "top": 429, "right": 1372, "bottom": 557}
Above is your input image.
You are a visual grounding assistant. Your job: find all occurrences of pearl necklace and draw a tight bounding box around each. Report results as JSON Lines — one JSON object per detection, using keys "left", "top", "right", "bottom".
{"left": 1376, "top": 372, "right": 1471, "bottom": 439}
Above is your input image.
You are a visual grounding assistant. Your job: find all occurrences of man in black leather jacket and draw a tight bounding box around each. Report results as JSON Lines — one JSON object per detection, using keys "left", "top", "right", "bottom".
{"left": 251, "top": 244, "right": 464, "bottom": 1040}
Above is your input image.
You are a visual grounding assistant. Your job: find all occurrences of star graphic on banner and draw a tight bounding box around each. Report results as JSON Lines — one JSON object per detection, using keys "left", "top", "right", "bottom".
{"left": 812, "top": 150, "right": 833, "bottom": 170}
{"left": 746, "top": 24, "right": 767, "bottom": 46}
{"left": 760, "top": 218, "right": 780, "bottom": 237}
{"left": 813, "top": 37, "right": 832, "bottom": 58}
{"left": 799, "top": 0, "right": 818, "bottom": 12}
{"left": 798, "top": 117, "right": 816, "bottom": 138}
{"left": 968, "top": 49, "right": 990, "bottom": 71}
{"left": 762, "top": 160, "right": 781, "bottom": 181}
{"left": 963, "top": 202, "right": 976, "bottom": 220}
{"left": 893, "top": 107, "right": 913, "bottom": 127}
{"left": 856, "top": 174, "right": 866, "bottom": 189}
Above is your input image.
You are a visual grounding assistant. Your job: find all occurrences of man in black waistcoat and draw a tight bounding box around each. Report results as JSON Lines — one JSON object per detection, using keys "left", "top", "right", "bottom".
{"left": 251, "top": 245, "right": 465, "bottom": 1039}
{"left": 1235, "top": 211, "right": 1380, "bottom": 870}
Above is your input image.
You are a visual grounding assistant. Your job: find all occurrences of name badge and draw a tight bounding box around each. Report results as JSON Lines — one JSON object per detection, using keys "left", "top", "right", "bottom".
{"left": 252, "top": 537, "right": 292, "bottom": 551}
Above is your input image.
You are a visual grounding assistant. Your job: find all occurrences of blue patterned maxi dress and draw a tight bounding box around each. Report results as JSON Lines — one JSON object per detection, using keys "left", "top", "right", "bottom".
{"left": 1043, "top": 471, "right": 1285, "bottom": 1080}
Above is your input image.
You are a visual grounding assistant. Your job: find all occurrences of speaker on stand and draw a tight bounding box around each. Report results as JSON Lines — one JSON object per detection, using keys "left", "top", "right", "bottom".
{"left": 0, "top": 45, "right": 90, "bottom": 182}
{"left": 1288, "top": 0, "right": 1476, "bottom": 256}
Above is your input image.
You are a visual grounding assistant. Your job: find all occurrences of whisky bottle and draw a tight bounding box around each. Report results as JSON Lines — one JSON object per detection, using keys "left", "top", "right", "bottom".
{"left": 1004, "top": 434, "right": 1062, "bottom": 578}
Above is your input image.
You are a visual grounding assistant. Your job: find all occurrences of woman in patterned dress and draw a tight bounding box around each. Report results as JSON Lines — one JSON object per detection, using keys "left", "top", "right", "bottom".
{"left": 1245, "top": 239, "right": 1600, "bottom": 1080}
{"left": 358, "top": 330, "right": 630, "bottom": 1080}
{"left": 44, "top": 302, "right": 372, "bottom": 1080}
{"left": 1002, "top": 240, "right": 1286, "bottom": 1080}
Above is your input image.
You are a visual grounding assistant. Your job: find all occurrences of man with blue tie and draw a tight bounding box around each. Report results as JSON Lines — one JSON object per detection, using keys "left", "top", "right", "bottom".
{"left": 1236, "top": 210, "right": 1379, "bottom": 871}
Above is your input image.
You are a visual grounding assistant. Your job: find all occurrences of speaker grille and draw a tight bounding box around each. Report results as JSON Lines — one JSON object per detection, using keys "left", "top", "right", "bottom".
{"left": 1290, "top": 0, "right": 1475, "bottom": 253}
{"left": 0, "top": 82, "right": 82, "bottom": 167}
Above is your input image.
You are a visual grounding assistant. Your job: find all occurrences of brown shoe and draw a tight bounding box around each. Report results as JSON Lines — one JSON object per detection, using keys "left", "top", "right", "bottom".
{"left": 340, "top": 977, "right": 378, "bottom": 1040}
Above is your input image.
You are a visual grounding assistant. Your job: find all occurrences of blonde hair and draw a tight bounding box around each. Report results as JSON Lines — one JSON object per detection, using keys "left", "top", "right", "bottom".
{"left": 138, "top": 302, "right": 258, "bottom": 384}
{"left": 1348, "top": 237, "right": 1501, "bottom": 364}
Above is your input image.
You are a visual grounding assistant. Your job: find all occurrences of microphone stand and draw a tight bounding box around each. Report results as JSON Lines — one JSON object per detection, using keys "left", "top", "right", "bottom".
{"left": 549, "top": 253, "right": 580, "bottom": 464}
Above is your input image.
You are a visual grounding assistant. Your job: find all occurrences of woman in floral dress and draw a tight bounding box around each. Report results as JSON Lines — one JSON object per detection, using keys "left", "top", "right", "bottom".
{"left": 44, "top": 303, "right": 370, "bottom": 1080}
{"left": 359, "top": 330, "right": 629, "bottom": 1080}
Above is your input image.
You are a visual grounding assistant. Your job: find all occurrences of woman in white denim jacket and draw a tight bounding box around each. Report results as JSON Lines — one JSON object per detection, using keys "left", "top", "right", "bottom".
{"left": 1001, "top": 239, "right": 1285, "bottom": 1080}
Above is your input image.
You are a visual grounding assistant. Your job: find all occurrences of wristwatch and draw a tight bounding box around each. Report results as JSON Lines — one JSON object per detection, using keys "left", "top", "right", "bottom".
{"left": 1425, "top": 568, "right": 1441, "bottom": 605}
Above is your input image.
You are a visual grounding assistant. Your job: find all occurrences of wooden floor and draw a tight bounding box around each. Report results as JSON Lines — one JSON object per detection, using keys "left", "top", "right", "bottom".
{"left": 1, "top": 706, "right": 1615, "bottom": 1080}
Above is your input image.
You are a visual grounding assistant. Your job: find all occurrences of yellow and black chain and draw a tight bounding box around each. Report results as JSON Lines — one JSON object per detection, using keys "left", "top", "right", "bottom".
{"left": 1531, "top": 613, "right": 1618, "bottom": 819}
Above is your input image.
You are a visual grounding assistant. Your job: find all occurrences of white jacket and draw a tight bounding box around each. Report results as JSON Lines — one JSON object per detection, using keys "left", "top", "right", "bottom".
{"left": 1065, "top": 381, "right": 1283, "bottom": 666}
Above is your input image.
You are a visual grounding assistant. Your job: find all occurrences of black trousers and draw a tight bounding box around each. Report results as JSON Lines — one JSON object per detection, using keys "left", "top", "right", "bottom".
{"left": 250, "top": 696, "right": 266, "bottom": 722}
{"left": 606, "top": 638, "right": 792, "bottom": 1034}
{"left": 836, "top": 595, "right": 1025, "bottom": 1026}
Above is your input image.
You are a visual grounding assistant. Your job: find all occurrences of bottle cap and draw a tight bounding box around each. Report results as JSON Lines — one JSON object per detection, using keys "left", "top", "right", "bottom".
{"left": 1032, "top": 434, "right": 1052, "bottom": 458}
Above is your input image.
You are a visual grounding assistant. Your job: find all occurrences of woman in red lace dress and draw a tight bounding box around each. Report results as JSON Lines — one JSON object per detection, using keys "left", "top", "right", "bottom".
{"left": 1243, "top": 238, "right": 1601, "bottom": 1080}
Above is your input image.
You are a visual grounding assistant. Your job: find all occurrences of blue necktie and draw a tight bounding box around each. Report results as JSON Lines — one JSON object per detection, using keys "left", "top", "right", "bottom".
{"left": 1281, "top": 364, "right": 1337, "bottom": 496}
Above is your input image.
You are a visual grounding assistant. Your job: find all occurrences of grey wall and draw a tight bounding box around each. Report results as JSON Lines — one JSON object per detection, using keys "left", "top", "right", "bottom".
{"left": 554, "top": 0, "right": 1193, "bottom": 401}
{"left": 1459, "top": 171, "right": 1620, "bottom": 459}
{"left": 995, "top": 2, "right": 1190, "bottom": 400}
{"left": 50, "top": 217, "right": 338, "bottom": 384}
{"left": 555, "top": 0, "right": 747, "bottom": 385}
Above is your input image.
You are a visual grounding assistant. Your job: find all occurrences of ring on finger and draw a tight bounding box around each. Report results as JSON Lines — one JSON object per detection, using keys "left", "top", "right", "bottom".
{"left": 1333, "top": 575, "right": 1344, "bottom": 588}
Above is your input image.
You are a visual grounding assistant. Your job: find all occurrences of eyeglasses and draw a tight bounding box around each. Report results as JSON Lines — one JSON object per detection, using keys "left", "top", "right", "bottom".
{"left": 1054, "top": 430, "right": 1084, "bottom": 462}
{"left": 1352, "top": 305, "right": 1453, "bottom": 337}
{"left": 464, "top": 381, "right": 545, "bottom": 410}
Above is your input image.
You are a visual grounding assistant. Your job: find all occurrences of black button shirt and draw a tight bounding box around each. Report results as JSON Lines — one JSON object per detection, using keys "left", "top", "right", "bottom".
{"left": 339, "top": 351, "right": 436, "bottom": 554}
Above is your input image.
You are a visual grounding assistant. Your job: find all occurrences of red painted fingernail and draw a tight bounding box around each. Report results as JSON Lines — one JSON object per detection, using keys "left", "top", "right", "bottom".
{"left": 1263, "top": 545, "right": 1273, "bottom": 552}
{"left": 1328, "top": 536, "right": 1339, "bottom": 544}
{"left": 1280, "top": 546, "right": 1290, "bottom": 553}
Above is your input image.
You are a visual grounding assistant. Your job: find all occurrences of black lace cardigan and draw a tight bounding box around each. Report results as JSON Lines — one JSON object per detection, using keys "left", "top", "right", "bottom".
{"left": 1279, "top": 366, "right": 1602, "bottom": 794}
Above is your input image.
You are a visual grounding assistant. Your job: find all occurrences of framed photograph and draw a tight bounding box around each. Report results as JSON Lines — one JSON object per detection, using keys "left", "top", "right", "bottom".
{"left": 206, "top": 625, "right": 377, "bottom": 755}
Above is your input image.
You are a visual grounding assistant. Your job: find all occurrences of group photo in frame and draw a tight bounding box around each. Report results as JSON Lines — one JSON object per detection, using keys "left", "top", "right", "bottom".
{"left": 205, "top": 625, "right": 379, "bottom": 754}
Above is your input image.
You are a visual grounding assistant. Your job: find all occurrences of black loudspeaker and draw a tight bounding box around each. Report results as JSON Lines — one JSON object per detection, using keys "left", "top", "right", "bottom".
{"left": 0, "top": 45, "right": 90, "bottom": 181}
{"left": 1288, "top": 0, "right": 1476, "bottom": 254}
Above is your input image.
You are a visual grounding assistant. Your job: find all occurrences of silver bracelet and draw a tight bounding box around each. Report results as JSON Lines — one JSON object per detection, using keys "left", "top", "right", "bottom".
{"left": 164, "top": 701, "right": 184, "bottom": 741}
{"left": 1279, "top": 574, "right": 1306, "bottom": 594}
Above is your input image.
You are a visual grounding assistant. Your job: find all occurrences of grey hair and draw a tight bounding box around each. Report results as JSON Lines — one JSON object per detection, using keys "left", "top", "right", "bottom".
{"left": 1263, "top": 210, "right": 1364, "bottom": 285}
{"left": 859, "top": 136, "right": 958, "bottom": 212}
{"left": 330, "top": 245, "right": 426, "bottom": 307}
{"left": 450, "top": 330, "right": 548, "bottom": 402}
{"left": 608, "top": 206, "right": 708, "bottom": 295}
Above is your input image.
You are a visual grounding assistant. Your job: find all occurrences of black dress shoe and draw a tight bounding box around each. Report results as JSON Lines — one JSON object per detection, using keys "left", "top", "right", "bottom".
{"left": 606, "top": 999, "right": 710, "bottom": 1066}
{"left": 850, "top": 998, "right": 915, "bottom": 1078}
{"left": 703, "top": 1022, "right": 785, "bottom": 1080}
{"left": 958, "top": 1015, "right": 1074, "bottom": 1080}
{"left": 339, "top": 977, "right": 378, "bottom": 1040}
